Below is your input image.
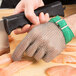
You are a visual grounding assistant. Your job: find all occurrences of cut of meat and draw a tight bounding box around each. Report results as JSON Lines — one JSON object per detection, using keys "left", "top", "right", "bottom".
{"left": 46, "top": 65, "right": 76, "bottom": 76}
{"left": 8, "top": 35, "right": 14, "bottom": 42}
{"left": 0, "top": 54, "right": 12, "bottom": 67}
{"left": 0, "top": 60, "right": 32, "bottom": 76}
{"left": 52, "top": 54, "right": 76, "bottom": 64}
{"left": 64, "top": 45, "right": 76, "bottom": 52}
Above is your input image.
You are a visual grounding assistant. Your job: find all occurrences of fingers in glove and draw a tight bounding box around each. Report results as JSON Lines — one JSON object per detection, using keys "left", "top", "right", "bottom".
{"left": 42, "top": 48, "right": 59, "bottom": 62}
{"left": 42, "top": 52, "right": 52, "bottom": 62}
{"left": 34, "top": 48, "right": 45, "bottom": 61}
{"left": 12, "top": 32, "right": 36, "bottom": 61}
{"left": 26, "top": 39, "right": 40, "bottom": 57}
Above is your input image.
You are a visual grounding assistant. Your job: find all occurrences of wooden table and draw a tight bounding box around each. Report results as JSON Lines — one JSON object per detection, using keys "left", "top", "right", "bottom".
{"left": 0, "top": 5, "right": 76, "bottom": 76}
{"left": 64, "top": 4, "right": 76, "bottom": 16}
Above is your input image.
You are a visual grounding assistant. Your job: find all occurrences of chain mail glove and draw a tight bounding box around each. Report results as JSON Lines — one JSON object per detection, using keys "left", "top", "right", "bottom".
{"left": 12, "top": 22, "right": 65, "bottom": 62}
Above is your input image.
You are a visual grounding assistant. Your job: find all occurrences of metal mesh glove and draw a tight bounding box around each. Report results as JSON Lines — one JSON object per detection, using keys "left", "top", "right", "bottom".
{"left": 12, "top": 22, "right": 65, "bottom": 62}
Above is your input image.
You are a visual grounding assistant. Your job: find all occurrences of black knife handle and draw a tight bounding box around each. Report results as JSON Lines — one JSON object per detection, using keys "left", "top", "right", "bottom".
{"left": 3, "top": 1, "right": 64, "bottom": 35}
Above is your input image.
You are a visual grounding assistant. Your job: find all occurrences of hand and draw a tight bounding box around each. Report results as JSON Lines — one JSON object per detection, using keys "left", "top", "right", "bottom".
{"left": 12, "top": 22, "right": 65, "bottom": 62}
{"left": 14, "top": 0, "right": 49, "bottom": 34}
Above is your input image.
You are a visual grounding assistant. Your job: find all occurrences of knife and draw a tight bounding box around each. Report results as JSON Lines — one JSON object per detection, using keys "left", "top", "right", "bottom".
{"left": 0, "top": 1, "right": 64, "bottom": 55}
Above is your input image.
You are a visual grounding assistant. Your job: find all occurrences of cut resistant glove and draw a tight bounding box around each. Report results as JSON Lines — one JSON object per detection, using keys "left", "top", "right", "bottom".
{"left": 12, "top": 22, "right": 65, "bottom": 62}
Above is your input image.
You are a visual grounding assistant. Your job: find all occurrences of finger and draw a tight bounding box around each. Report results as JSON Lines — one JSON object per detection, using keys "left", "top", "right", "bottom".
{"left": 24, "top": 6, "right": 40, "bottom": 25}
{"left": 14, "top": 24, "right": 30, "bottom": 34}
{"left": 21, "top": 24, "right": 30, "bottom": 33}
{"left": 39, "top": 0, "right": 44, "bottom": 7}
{"left": 14, "top": 1, "right": 24, "bottom": 14}
{"left": 44, "top": 13, "right": 50, "bottom": 22}
{"left": 39, "top": 12, "right": 46, "bottom": 23}
{"left": 26, "top": 24, "right": 37, "bottom": 33}
{"left": 12, "top": 31, "right": 35, "bottom": 61}
{"left": 26, "top": 40, "right": 40, "bottom": 57}
{"left": 42, "top": 52, "right": 51, "bottom": 62}
{"left": 43, "top": 49, "right": 58, "bottom": 62}
{"left": 34, "top": 48, "right": 45, "bottom": 61}
{"left": 14, "top": 28, "right": 22, "bottom": 34}
{"left": 29, "top": 24, "right": 37, "bottom": 30}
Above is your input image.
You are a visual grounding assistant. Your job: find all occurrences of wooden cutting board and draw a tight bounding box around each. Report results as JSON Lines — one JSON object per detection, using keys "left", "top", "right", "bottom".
{"left": 0, "top": 4, "right": 76, "bottom": 76}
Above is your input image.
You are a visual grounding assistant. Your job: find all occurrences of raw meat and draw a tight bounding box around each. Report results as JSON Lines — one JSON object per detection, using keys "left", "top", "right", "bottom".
{"left": 0, "top": 60, "right": 32, "bottom": 76}
{"left": 52, "top": 54, "right": 76, "bottom": 64}
{"left": 46, "top": 65, "right": 76, "bottom": 76}
{"left": 0, "top": 54, "right": 12, "bottom": 67}
{"left": 64, "top": 45, "right": 76, "bottom": 52}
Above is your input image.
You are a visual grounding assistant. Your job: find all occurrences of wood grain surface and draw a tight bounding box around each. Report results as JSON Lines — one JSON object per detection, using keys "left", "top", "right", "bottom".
{"left": 0, "top": 4, "right": 76, "bottom": 76}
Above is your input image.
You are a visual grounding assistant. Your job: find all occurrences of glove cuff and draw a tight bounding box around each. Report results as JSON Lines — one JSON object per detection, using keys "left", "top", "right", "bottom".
{"left": 49, "top": 16, "right": 74, "bottom": 44}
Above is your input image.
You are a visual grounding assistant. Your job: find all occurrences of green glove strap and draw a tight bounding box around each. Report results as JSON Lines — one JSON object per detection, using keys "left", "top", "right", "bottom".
{"left": 49, "top": 16, "right": 74, "bottom": 44}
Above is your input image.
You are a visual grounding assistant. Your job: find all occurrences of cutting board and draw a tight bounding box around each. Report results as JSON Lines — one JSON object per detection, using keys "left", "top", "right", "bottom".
{"left": 0, "top": 5, "right": 76, "bottom": 76}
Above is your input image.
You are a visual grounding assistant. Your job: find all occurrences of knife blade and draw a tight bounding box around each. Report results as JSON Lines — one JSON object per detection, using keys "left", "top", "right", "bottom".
{"left": 0, "top": 19, "right": 10, "bottom": 55}
{"left": 0, "top": 1, "right": 65, "bottom": 55}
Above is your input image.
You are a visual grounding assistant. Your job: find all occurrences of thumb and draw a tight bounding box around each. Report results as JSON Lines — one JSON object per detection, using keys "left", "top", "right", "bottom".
{"left": 14, "top": 1, "right": 24, "bottom": 14}
{"left": 25, "top": 6, "right": 40, "bottom": 25}
{"left": 39, "top": 0, "right": 44, "bottom": 7}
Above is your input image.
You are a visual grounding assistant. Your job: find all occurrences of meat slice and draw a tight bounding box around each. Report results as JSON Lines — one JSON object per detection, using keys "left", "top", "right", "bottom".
{"left": 52, "top": 54, "right": 76, "bottom": 64}
{"left": 0, "top": 54, "right": 12, "bottom": 67}
{"left": 64, "top": 45, "right": 76, "bottom": 52}
{"left": 46, "top": 65, "right": 76, "bottom": 76}
{"left": 0, "top": 60, "right": 32, "bottom": 76}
